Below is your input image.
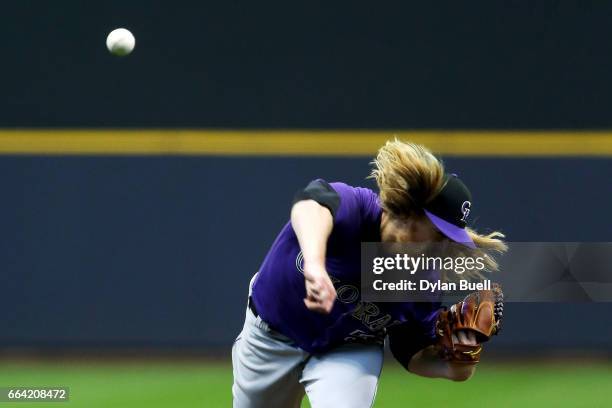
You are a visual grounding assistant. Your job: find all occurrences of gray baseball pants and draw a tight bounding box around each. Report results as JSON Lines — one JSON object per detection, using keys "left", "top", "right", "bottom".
{"left": 232, "top": 276, "right": 384, "bottom": 408}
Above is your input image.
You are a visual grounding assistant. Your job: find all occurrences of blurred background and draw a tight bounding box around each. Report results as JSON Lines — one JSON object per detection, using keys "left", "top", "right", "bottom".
{"left": 1, "top": 1, "right": 611, "bottom": 407}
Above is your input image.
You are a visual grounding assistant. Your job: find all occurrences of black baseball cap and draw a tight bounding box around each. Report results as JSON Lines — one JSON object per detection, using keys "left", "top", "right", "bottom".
{"left": 423, "top": 174, "right": 475, "bottom": 248}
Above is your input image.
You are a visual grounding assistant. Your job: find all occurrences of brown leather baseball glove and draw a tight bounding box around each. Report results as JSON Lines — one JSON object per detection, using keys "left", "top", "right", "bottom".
{"left": 435, "top": 283, "right": 504, "bottom": 364}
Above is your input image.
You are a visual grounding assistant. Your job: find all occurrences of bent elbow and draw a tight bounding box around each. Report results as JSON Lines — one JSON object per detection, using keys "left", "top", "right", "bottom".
{"left": 451, "top": 372, "right": 473, "bottom": 382}
{"left": 448, "top": 363, "right": 476, "bottom": 382}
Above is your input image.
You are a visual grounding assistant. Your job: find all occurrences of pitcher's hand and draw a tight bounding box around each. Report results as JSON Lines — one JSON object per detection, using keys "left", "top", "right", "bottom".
{"left": 303, "top": 264, "right": 337, "bottom": 314}
{"left": 452, "top": 330, "right": 477, "bottom": 346}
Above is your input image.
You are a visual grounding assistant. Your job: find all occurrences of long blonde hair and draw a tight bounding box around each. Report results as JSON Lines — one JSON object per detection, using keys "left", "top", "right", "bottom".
{"left": 370, "top": 139, "right": 507, "bottom": 273}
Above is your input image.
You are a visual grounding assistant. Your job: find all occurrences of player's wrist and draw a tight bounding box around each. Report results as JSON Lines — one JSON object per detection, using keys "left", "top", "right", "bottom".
{"left": 303, "top": 260, "right": 328, "bottom": 276}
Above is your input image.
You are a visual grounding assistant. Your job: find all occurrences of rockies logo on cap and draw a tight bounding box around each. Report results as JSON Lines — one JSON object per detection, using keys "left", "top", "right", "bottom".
{"left": 423, "top": 174, "right": 476, "bottom": 248}
{"left": 460, "top": 201, "right": 471, "bottom": 222}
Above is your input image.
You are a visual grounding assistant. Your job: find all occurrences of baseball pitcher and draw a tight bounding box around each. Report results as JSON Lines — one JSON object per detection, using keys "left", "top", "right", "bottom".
{"left": 232, "top": 140, "right": 507, "bottom": 408}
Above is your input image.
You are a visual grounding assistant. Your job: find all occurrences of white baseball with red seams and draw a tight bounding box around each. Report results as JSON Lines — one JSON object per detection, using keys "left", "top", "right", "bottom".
{"left": 106, "top": 28, "right": 135, "bottom": 56}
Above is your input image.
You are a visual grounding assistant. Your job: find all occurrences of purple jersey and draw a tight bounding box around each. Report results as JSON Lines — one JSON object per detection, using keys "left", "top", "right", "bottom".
{"left": 251, "top": 181, "right": 440, "bottom": 355}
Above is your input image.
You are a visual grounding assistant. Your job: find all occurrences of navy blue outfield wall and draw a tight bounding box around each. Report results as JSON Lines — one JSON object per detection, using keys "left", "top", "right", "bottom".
{"left": 4, "top": 1, "right": 612, "bottom": 128}
{"left": 1, "top": 155, "right": 611, "bottom": 352}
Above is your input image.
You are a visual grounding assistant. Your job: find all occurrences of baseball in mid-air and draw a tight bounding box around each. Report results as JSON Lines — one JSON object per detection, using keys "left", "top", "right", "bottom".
{"left": 106, "top": 28, "right": 135, "bottom": 56}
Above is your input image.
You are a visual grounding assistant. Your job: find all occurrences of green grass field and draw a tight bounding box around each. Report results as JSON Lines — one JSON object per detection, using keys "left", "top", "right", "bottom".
{"left": 0, "top": 360, "right": 610, "bottom": 407}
